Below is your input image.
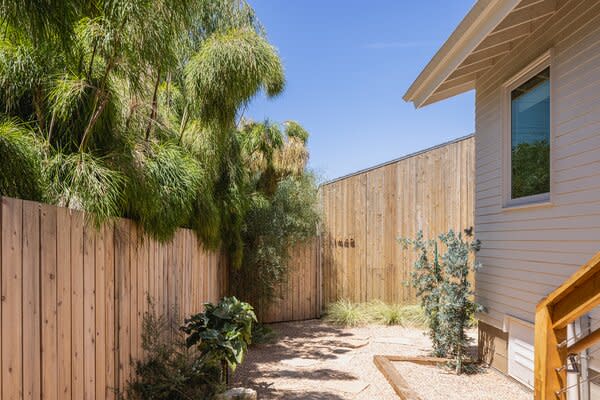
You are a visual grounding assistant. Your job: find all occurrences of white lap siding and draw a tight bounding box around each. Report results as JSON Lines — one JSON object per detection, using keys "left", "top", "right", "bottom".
{"left": 475, "top": 0, "right": 600, "bottom": 340}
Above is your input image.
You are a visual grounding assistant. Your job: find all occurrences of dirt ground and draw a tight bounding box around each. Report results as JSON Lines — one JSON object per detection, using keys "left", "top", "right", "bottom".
{"left": 232, "top": 320, "right": 533, "bottom": 400}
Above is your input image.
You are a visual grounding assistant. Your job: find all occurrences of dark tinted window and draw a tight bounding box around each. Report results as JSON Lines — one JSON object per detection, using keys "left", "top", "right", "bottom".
{"left": 510, "top": 67, "right": 550, "bottom": 199}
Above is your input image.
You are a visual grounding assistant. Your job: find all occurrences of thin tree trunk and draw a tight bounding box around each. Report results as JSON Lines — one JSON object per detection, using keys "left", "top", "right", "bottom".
{"left": 87, "top": 41, "right": 98, "bottom": 79}
{"left": 178, "top": 104, "right": 189, "bottom": 144}
{"left": 33, "top": 87, "right": 46, "bottom": 132}
{"left": 79, "top": 91, "right": 110, "bottom": 152}
{"left": 145, "top": 68, "right": 161, "bottom": 141}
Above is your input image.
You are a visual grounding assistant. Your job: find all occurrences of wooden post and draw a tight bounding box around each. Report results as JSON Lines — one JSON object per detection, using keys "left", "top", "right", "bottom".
{"left": 534, "top": 303, "right": 567, "bottom": 400}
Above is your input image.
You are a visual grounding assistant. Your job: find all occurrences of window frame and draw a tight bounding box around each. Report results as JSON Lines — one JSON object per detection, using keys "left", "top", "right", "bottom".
{"left": 502, "top": 49, "right": 554, "bottom": 209}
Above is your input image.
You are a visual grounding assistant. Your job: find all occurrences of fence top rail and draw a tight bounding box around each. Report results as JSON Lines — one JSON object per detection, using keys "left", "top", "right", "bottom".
{"left": 319, "top": 134, "right": 474, "bottom": 187}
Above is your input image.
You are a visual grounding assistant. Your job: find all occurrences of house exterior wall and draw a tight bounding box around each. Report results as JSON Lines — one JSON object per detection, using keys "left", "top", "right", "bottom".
{"left": 474, "top": 0, "right": 600, "bottom": 384}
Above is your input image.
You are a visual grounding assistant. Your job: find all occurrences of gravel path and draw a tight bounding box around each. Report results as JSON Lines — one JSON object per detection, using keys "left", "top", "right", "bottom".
{"left": 232, "top": 319, "right": 533, "bottom": 399}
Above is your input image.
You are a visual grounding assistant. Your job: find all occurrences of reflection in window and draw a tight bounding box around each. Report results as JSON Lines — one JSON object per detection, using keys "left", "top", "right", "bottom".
{"left": 510, "top": 67, "right": 550, "bottom": 200}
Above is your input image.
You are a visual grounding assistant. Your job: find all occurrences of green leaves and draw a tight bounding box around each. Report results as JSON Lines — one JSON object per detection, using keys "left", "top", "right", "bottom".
{"left": 401, "top": 229, "right": 483, "bottom": 374}
{"left": 45, "top": 151, "right": 126, "bottom": 227}
{"left": 182, "top": 297, "right": 257, "bottom": 372}
{"left": 48, "top": 74, "right": 90, "bottom": 122}
{"left": 0, "top": 0, "right": 319, "bottom": 312}
{"left": 185, "top": 28, "right": 284, "bottom": 127}
{"left": 127, "top": 140, "right": 202, "bottom": 241}
{"left": 231, "top": 172, "right": 320, "bottom": 311}
{"left": 0, "top": 119, "right": 47, "bottom": 201}
{"left": 129, "top": 303, "right": 223, "bottom": 400}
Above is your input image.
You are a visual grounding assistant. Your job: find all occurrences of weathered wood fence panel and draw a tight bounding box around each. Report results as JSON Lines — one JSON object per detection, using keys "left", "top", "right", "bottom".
{"left": 321, "top": 135, "right": 475, "bottom": 305}
{"left": 0, "top": 197, "right": 227, "bottom": 400}
{"left": 258, "top": 238, "right": 321, "bottom": 323}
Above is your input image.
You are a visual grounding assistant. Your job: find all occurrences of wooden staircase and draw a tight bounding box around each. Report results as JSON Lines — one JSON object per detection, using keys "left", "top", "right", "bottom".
{"left": 534, "top": 251, "right": 600, "bottom": 399}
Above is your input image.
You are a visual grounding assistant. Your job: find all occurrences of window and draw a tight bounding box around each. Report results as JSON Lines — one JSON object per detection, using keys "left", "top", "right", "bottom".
{"left": 509, "top": 66, "right": 550, "bottom": 202}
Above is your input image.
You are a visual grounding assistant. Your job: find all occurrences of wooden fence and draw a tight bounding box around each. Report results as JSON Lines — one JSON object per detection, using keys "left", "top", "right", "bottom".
{"left": 257, "top": 239, "right": 321, "bottom": 323}
{"left": 0, "top": 197, "right": 227, "bottom": 400}
{"left": 321, "top": 135, "right": 475, "bottom": 304}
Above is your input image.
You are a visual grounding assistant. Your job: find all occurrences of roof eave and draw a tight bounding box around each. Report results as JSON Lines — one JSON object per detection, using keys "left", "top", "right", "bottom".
{"left": 404, "top": 0, "right": 520, "bottom": 108}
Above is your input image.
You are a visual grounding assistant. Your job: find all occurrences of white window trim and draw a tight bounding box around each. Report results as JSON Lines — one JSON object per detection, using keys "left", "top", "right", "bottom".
{"left": 502, "top": 49, "right": 554, "bottom": 210}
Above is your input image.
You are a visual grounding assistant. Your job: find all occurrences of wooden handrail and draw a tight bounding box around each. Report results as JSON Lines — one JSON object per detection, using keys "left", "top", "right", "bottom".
{"left": 534, "top": 250, "right": 600, "bottom": 399}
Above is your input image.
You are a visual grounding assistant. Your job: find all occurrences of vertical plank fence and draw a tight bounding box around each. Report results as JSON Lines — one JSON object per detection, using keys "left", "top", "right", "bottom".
{"left": 257, "top": 238, "right": 321, "bottom": 323}
{"left": 321, "top": 135, "right": 475, "bottom": 305}
{"left": 0, "top": 197, "right": 227, "bottom": 400}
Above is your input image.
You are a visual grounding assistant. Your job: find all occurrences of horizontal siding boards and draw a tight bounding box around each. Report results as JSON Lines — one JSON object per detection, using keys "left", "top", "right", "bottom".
{"left": 474, "top": 0, "right": 600, "bottom": 332}
{"left": 321, "top": 136, "right": 475, "bottom": 305}
{"left": 0, "top": 197, "right": 227, "bottom": 400}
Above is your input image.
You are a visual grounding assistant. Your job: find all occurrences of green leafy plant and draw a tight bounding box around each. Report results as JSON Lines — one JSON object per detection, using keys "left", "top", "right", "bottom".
{"left": 231, "top": 171, "right": 321, "bottom": 313}
{"left": 128, "top": 304, "right": 223, "bottom": 400}
{"left": 400, "top": 229, "right": 483, "bottom": 374}
{"left": 0, "top": 0, "right": 286, "bottom": 245}
{"left": 251, "top": 323, "right": 278, "bottom": 345}
{"left": 181, "top": 297, "right": 257, "bottom": 373}
{"left": 399, "top": 231, "right": 445, "bottom": 355}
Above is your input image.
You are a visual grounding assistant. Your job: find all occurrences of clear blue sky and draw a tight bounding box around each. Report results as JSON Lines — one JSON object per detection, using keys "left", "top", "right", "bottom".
{"left": 245, "top": 0, "right": 476, "bottom": 181}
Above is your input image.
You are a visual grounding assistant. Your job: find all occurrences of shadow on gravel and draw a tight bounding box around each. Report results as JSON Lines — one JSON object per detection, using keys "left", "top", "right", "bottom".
{"left": 232, "top": 319, "right": 363, "bottom": 399}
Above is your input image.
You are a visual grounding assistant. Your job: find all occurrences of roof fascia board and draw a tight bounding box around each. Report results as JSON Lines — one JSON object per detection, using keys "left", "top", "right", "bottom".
{"left": 405, "top": 0, "right": 520, "bottom": 108}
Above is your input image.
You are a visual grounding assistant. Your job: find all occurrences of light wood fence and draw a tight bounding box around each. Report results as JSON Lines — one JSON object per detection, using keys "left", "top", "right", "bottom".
{"left": 321, "top": 135, "right": 475, "bottom": 305}
{"left": 0, "top": 197, "right": 227, "bottom": 400}
{"left": 258, "top": 239, "right": 321, "bottom": 323}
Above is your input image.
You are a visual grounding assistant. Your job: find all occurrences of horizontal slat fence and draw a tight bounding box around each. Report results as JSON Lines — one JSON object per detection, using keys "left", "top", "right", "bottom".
{"left": 321, "top": 135, "right": 475, "bottom": 305}
{"left": 0, "top": 197, "right": 227, "bottom": 400}
{"left": 258, "top": 238, "right": 321, "bottom": 323}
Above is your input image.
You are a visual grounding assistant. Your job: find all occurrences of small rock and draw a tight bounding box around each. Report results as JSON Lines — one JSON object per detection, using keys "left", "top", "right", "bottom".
{"left": 215, "top": 387, "right": 257, "bottom": 400}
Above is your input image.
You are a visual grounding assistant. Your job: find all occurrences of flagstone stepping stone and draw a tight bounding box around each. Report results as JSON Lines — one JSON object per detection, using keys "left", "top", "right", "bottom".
{"left": 280, "top": 357, "right": 321, "bottom": 368}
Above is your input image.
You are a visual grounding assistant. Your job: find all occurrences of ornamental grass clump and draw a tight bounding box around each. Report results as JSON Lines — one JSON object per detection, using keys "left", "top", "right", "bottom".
{"left": 366, "top": 300, "right": 427, "bottom": 327}
{"left": 400, "top": 228, "right": 483, "bottom": 374}
{"left": 325, "top": 299, "right": 368, "bottom": 327}
{"left": 324, "top": 299, "right": 426, "bottom": 327}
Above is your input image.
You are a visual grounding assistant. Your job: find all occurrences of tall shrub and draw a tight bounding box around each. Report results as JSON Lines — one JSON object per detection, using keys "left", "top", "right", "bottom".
{"left": 0, "top": 0, "right": 285, "bottom": 240}
{"left": 232, "top": 172, "right": 320, "bottom": 311}
{"left": 400, "top": 228, "right": 483, "bottom": 374}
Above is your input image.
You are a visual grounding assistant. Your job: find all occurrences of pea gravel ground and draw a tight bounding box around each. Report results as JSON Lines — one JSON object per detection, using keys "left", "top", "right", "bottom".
{"left": 231, "top": 320, "right": 533, "bottom": 400}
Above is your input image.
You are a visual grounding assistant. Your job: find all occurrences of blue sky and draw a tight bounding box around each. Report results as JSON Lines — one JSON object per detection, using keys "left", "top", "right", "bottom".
{"left": 245, "top": 0, "right": 476, "bottom": 181}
